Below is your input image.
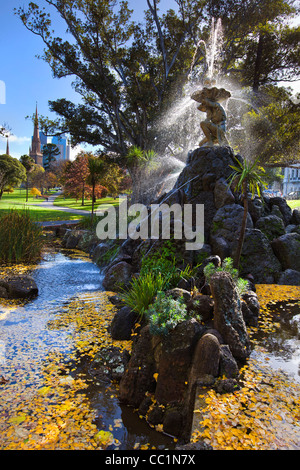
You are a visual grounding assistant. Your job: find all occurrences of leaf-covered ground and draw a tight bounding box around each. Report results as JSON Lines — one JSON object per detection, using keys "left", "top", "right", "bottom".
{"left": 191, "top": 285, "right": 300, "bottom": 450}
{"left": 0, "top": 289, "right": 132, "bottom": 450}
{"left": 1, "top": 252, "right": 300, "bottom": 450}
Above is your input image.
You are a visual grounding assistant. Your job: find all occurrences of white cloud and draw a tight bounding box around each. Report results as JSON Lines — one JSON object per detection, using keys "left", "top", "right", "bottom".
{"left": 0, "top": 135, "right": 31, "bottom": 144}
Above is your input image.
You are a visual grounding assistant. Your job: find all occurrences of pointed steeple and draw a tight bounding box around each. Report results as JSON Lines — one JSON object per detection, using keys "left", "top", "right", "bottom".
{"left": 6, "top": 137, "right": 10, "bottom": 156}
{"left": 29, "top": 103, "right": 43, "bottom": 166}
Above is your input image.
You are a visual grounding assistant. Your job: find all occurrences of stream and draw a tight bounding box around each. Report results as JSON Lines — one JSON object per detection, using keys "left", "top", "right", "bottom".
{"left": 0, "top": 248, "right": 175, "bottom": 450}
{"left": 0, "top": 247, "right": 300, "bottom": 450}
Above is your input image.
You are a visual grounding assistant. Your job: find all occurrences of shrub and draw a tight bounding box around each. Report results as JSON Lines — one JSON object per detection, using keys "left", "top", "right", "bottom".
{"left": 0, "top": 209, "right": 44, "bottom": 264}
{"left": 140, "top": 240, "right": 200, "bottom": 290}
{"left": 203, "top": 257, "right": 249, "bottom": 297}
{"left": 145, "top": 291, "right": 188, "bottom": 336}
{"left": 122, "top": 272, "right": 166, "bottom": 318}
{"left": 30, "top": 187, "right": 42, "bottom": 197}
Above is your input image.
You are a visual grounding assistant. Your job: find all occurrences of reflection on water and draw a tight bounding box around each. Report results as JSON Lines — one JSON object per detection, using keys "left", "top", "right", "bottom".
{"left": 251, "top": 301, "right": 300, "bottom": 383}
{"left": 0, "top": 249, "right": 175, "bottom": 450}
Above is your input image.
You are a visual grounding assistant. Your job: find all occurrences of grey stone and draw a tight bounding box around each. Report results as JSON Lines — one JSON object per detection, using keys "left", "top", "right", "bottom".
{"left": 278, "top": 269, "right": 300, "bottom": 286}
{"left": 271, "top": 233, "right": 300, "bottom": 271}
{"left": 255, "top": 214, "right": 285, "bottom": 241}
{"left": 102, "top": 261, "right": 133, "bottom": 292}
{"left": 240, "top": 229, "right": 282, "bottom": 283}
{"left": 214, "top": 177, "right": 235, "bottom": 209}
{"left": 110, "top": 306, "right": 138, "bottom": 340}
{"left": 0, "top": 276, "right": 38, "bottom": 299}
{"left": 210, "top": 271, "right": 251, "bottom": 361}
{"left": 210, "top": 204, "right": 253, "bottom": 259}
{"left": 269, "top": 197, "right": 292, "bottom": 226}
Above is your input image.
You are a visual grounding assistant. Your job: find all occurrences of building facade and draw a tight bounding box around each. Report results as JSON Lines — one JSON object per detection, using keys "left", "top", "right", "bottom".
{"left": 30, "top": 105, "right": 72, "bottom": 168}
{"left": 282, "top": 165, "right": 300, "bottom": 198}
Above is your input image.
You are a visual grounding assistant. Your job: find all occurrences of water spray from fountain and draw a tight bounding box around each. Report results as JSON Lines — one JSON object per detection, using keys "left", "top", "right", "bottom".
{"left": 150, "top": 17, "right": 255, "bottom": 197}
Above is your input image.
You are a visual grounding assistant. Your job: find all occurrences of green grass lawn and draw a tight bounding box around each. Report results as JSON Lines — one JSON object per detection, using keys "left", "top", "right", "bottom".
{"left": 53, "top": 195, "right": 120, "bottom": 212}
{"left": 0, "top": 189, "right": 85, "bottom": 222}
{"left": 287, "top": 200, "right": 300, "bottom": 210}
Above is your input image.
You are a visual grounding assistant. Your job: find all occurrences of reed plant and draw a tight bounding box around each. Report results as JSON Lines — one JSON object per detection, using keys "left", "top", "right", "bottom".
{"left": 0, "top": 209, "right": 44, "bottom": 264}
{"left": 122, "top": 271, "right": 167, "bottom": 318}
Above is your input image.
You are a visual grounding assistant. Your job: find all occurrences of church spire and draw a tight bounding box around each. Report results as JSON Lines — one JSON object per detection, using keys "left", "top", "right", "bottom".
{"left": 29, "top": 103, "right": 43, "bottom": 166}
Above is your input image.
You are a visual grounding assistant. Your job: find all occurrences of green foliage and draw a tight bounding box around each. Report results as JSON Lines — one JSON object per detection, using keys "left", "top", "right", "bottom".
{"left": 203, "top": 257, "right": 249, "bottom": 297}
{"left": 140, "top": 240, "right": 199, "bottom": 290}
{"left": 0, "top": 154, "right": 26, "bottom": 199}
{"left": 228, "top": 156, "right": 267, "bottom": 199}
{"left": 122, "top": 272, "right": 166, "bottom": 318}
{"left": 145, "top": 291, "right": 188, "bottom": 337}
{"left": 0, "top": 209, "right": 44, "bottom": 264}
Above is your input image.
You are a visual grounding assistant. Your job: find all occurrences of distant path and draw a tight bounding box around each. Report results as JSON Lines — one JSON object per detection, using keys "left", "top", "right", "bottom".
{"left": 27, "top": 192, "right": 91, "bottom": 216}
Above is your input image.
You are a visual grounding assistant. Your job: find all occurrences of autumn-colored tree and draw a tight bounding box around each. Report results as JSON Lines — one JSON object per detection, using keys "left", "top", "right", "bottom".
{"left": 63, "top": 153, "right": 90, "bottom": 205}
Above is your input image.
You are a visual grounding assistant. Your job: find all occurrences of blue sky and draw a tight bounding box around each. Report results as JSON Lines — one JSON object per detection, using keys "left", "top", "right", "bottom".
{"left": 0, "top": 0, "right": 164, "bottom": 159}
{"left": 0, "top": 0, "right": 299, "bottom": 160}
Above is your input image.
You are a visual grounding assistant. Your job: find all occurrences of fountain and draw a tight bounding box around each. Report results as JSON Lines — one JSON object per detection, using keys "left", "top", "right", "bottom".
{"left": 153, "top": 17, "right": 232, "bottom": 195}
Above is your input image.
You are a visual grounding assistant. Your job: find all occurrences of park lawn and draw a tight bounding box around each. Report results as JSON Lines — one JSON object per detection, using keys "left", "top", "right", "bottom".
{"left": 287, "top": 199, "right": 300, "bottom": 210}
{"left": 53, "top": 195, "right": 120, "bottom": 212}
{"left": 0, "top": 189, "right": 85, "bottom": 222}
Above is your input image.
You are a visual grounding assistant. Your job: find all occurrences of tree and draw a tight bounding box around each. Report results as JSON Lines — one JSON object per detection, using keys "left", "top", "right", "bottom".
{"left": 87, "top": 154, "right": 105, "bottom": 220}
{"left": 241, "top": 86, "right": 300, "bottom": 168}
{"left": 207, "top": 0, "right": 299, "bottom": 91}
{"left": 42, "top": 143, "right": 60, "bottom": 170}
{"left": 0, "top": 154, "right": 26, "bottom": 199}
{"left": 28, "top": 164, "right": 46, "bottom": 193}
{"left": 15, "top": 0, "right": 206, "bottom": 156}
{"left": 20, "top": 154, "right": 35, "bottom": 202}
{"left": 125, "top": 146, "right": 158, "bottom": 203}
{"left": 228, "top": 156, "right": 267, "bottom": 269}
{"left": 63, "top": 153, "right": 90, "bottom": 205}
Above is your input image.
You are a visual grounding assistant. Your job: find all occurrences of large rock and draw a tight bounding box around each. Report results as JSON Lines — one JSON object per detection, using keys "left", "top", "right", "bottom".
{"left": 278, "top": 269, "right": 300, "bottom": 286}
{"left": 119, "top": 325, "right": 156, "bottom": 407}
{"left": 210, "top": 204, "right": 253, "bottom": 260}
{"left": 0, "top": 276, "right": 38, "bottom": 299}
{"left": 154, "top": 319, "right": 204, "bottom": 405}
{"left": 269, "top": 197, "right": 293, "bottom": 226}
{"left": 210, "top": 271, "right": 251, "bottom": 361}
{"left": 271, "top": 233, "right": 300, "bottom": 272}
{"left": 92, "top": 242, "right": 111, "bottom": 264}
{"left": 240, "top": 229, "right": 282, "bottom": 283}
{"left": 291, "top": 209, "right": 300, "bottom": 225}
{"left": 190, "top": 333, "right": 220, "bottom": 379}
{"left": 214, "top": 177, "right": 235, "bottom": 209}
{"left": 102, "top": 261, "right": 133, "bottom": 291}
{"left": 255, "top": 214, "right": 285, "bottom": 241}
{"left": 110, "top": 306, "right": 138, "bottom": 340}
{"left": 169, "top": 146, "right": 240, "bottom": 243}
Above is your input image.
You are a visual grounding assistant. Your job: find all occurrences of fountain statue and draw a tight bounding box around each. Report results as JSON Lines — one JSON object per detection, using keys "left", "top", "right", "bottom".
{"left": 191, "top": 80, "right": 231, "bottom": 147}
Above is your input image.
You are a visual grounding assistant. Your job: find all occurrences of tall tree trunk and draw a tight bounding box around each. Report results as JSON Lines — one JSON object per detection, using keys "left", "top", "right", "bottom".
{"left": 26, "top": 175, "right": 29, "bottom": 202}
{"left": 233, "top": 180, "right": 248, "bottom": 270}
{"left": 82, "top": 183, "right": 85, "bottom": 206}
{"left": 91, "top": 182, "right": 95, "bottom": 222}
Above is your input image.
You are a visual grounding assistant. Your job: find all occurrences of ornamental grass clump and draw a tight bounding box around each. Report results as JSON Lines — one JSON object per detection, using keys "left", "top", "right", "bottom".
{"left": 122, "top": 272, "right": 167, "bottom": 318}
{"left": 0, "top": 209, "right": 44, "bottom": 264}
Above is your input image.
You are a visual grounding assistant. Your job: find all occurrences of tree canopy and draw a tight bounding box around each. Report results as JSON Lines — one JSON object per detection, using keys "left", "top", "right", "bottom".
{"left": 16, "top": 0, "right": 299, "bottom": 167}
{"left": 0, "top": 154, "right": 26, "bottom": 199}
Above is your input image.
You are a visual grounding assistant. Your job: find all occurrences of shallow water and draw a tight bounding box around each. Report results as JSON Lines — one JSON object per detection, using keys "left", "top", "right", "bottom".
{"left": 0, "top": 249, "right": 175, "bottom": 450}
{"left": 251, "top": 301, "right": 300, "bottom": 383}
{"left": 1, "top": 249, "right": 300, "bottom": 450}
